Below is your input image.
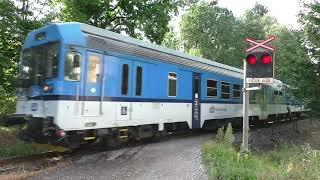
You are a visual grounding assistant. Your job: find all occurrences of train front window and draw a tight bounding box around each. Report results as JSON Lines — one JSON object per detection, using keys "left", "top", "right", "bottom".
{"left": 20, "top": 42, "right": 59, "bottom": 84}
{"left": 87, "top": 55, "right": 101, "bottom": 83}
{"left": 64, "top": 53, "right": 81, "bottom": 81}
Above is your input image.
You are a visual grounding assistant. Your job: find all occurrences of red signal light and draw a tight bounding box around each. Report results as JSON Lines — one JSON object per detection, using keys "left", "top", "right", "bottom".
{"left": 261, "top": 54, "right": 272, "bottom": 64}
{"left": 246, "top": 55, "right": 257, "bottom": 65}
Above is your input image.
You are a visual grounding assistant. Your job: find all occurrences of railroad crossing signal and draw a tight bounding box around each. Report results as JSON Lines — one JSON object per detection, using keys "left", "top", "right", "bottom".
{"left": 245, "top": 36, "right": 275, "bottom": 84}
{"left": 242, "top": 36, "right": 276, "bottom": 152}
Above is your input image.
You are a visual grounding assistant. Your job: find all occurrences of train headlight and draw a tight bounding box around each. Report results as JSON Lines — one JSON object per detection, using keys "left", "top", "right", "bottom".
{"left": 43, "top": 84, "right": 53, "bottom": 93}
{"left": 55, "top": 130, "right": 66, "bottom": 137}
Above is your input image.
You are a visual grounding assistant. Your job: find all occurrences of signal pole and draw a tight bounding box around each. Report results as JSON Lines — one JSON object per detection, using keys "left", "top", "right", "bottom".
{"left": 242, "top": 59, "right": 249, "bottom": 152}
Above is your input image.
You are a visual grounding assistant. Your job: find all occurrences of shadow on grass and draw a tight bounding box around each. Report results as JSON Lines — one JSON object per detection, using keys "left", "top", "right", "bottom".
{"left": 0, "top": 126, "right": 40, "bottom": 159}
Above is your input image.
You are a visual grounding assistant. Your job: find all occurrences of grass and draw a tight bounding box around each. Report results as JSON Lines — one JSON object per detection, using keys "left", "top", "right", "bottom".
{"left": 202, "top": 123, "right": 320, "bottom": 179}
{"left": 0, "top": 126, "right": 41, "bottom": 158}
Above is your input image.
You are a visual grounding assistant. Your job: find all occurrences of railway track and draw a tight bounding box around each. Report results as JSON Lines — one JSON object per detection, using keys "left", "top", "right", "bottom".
{"left": 0, "top": 150, "right": 75, "bottom": 175}
{"left": 0, "top": 144, "right": 140, "bottom": 175}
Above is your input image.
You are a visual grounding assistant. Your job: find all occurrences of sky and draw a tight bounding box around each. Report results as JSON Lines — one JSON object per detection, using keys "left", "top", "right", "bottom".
{"left": 217, "top": 0, "right": 300, "bottom": 27}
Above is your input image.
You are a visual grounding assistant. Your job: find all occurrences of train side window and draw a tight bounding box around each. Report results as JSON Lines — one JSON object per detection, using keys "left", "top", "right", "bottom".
{"left": 121, "top": 64, "right": 129, "bottom": 95}
{"left": 168, "top": 72, "right": 177, "bottom": 97}
{"left": 221, "top": 82, "right": 231, "bottom": 99}
{"left": 64, "top": 53, "right": 81, "bottom": 81}
{"left": 279, "top": 91, "right": 283, "bottom": 96}
{"left": 206, "top": 79, "right": 217, "bottom": 98}
{"left": 273, "top": 91, "right": 279, "bottom": 102}
{"left": 135, "top": 66, "right": 143, "bottom": 96}
{"left": 87, "top": 55, "right": 101, "bottom": 83}
{"left": 232, "top": 84, "right": 241, "bottom": 98}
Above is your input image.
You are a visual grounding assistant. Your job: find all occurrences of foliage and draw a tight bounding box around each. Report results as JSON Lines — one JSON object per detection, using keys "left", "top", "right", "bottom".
{"left": 52, "top": 0, "right": 196, "bottom": 44}
{"left": 205, "top": 126, "right": 259, "bottom": 179}
{"left": 273, "top": 30, "right": 316, "bottom": 105}
{"left": 251, "top": 2, "right": 269, "bottom": 17}
{"left": 0, "top": 127, "right": 40, "bottom": 158}
{"left": 224, "top": 123, "right": 233, "bottom": 146}
{"left": 216, "top": 126, "right": 224, "bottom": 142}
{"left": 202, "top": 143, "right": 259, "bottom": 180}
{"left": 297, "top": 0, "right": 320, "bottom": 110}
{"left": 179, "top": 3, "right": 281, "bottom": 68}
{"left": 0, "top": 141, "right": 40, "bottom": 158}
{"left": 0, "top": 0, "right": 24, "bottom": 115}
{"left": 299, "top": 0, "right": 320, "bottom": 62}
{"left": 161, "top": 27, "right": 181, "bottom": 50}
{"left": 188, "top": 48, "right": 202, "bottom": 57}
{"left": 238, "top": 10, "right": 278, "bottom": 41}
{"left": 0, "top": 0, "right": 47, "bottom": 116}
{"left": 180, "top": 3, "right": 244, "bottom": 67}
{"left": 216, "top": 123, "right": 234, "bottom": 147}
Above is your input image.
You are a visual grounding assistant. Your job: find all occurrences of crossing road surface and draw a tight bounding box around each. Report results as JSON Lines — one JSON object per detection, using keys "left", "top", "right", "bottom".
{"left": 32, "top": 133, "right": 211, "bottom": 180}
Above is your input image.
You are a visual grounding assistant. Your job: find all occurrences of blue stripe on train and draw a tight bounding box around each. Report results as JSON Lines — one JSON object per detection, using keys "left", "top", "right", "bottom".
{"left": 27, "top": 95, "right": 243, "bottom": 104}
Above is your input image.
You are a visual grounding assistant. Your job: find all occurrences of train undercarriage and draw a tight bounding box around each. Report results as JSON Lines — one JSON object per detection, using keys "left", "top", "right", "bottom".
{"left": 5, "top": 111, "right": 303, "bottom": 149}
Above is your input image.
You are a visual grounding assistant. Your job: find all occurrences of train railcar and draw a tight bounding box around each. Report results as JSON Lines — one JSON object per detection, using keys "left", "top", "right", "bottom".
{"left": 10, "top": 22, "right": 302, "bottom": 147}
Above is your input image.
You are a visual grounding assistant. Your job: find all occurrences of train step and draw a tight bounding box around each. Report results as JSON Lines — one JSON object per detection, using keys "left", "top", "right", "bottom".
{"left": 119, "top": 128, "right": 129, "bottom": 139}
{"left": 83, "top": 136, "right": 96, "bottom": 141}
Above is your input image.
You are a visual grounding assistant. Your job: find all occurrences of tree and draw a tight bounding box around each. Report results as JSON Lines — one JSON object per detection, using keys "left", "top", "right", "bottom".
{"left": 239, "top": 3, "right": 275, "bottom": 40}
{"left": 296, "top": 0, "right": 320, "bottom": 110}
{"left": 252, "top": 2, "right": 269, "bottom": 17}
{"left": 0, "top": 0, "right": 21, "bottom": 115}
{"left": 180, "top": 3, "right": 245, "bottom": 67}
{"left": 274, "top": 30, "right": 312, "bottom": 96}
{"left": 0, "top": 0, "right": 46, "bottom": 115}
{"left": 161, "top": 27, "right": 181, "bottom": 50}
{"left": 52, "top": 0, "right": 194, "bottom": 44}
{"left": 299, "top": 0, "right": 320, "bottom": 62}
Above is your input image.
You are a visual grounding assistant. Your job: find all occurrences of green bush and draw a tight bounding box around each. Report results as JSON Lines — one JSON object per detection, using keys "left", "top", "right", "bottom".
{"left": 202, "top": 143, "right": 259, "bottom": 179}
{"left": 202, "top": 125, "right": 320, "bottom": 179}
{"left": 216, "top": 122, "right": 234, "bottom": 147}
{"left": 0, "top": 141, "right": 40, "bottom": 158}
{"left": 205, "top": 123, "right": 259, "bottom": 179}
{"left": 0, "top": 127, "right": 41, "bottom": 158}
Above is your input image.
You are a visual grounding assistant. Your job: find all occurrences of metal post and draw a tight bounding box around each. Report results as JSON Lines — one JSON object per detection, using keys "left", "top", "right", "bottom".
{"left": 242, "top": 59, "right": 249, "bottom": 152}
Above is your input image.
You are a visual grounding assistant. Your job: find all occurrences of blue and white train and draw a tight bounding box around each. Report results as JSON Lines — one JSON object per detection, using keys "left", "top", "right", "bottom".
{"left": 11, "top": 22, "right": 302, "bottom": 147}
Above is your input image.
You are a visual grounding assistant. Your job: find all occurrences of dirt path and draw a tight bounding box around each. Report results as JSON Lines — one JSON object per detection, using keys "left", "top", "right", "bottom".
{"left": 30, "top": 134, "right": 211, "bottom": 180}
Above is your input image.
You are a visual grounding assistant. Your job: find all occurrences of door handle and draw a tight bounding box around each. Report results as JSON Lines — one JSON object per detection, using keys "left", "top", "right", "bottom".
{"left": 100, "top": 73, "right": 105, "bottom": 115}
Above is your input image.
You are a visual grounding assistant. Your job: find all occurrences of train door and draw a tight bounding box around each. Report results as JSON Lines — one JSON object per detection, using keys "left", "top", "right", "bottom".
{"left": 116, "top": 59, "right": 132, "bottom": 121}
{"left": 192, "top": 73, "right": 201, "bottom": 129}
{"left": 81, "top": 51, "right": 104, "bottom": 116}
{"left": 131, "top": 61, "right": 144, "bottom": 121}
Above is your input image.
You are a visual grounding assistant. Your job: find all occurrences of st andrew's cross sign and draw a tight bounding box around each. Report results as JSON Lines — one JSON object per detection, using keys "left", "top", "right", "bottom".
{"left": 245, "top": 36, "right": 276, "bottom": 84}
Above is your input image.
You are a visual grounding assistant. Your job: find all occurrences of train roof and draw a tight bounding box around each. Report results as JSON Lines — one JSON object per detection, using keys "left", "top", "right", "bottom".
{"left": 23, "top": 22, "right": 286, "bottom": 88}
{"left": 78, "top": 23, "right": 243, "bottom": 79}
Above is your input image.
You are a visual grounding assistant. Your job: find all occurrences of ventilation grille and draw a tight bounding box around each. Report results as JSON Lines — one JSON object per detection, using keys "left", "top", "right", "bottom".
{"left": 86, "top": 34, "right": 242, "bottom": 78}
